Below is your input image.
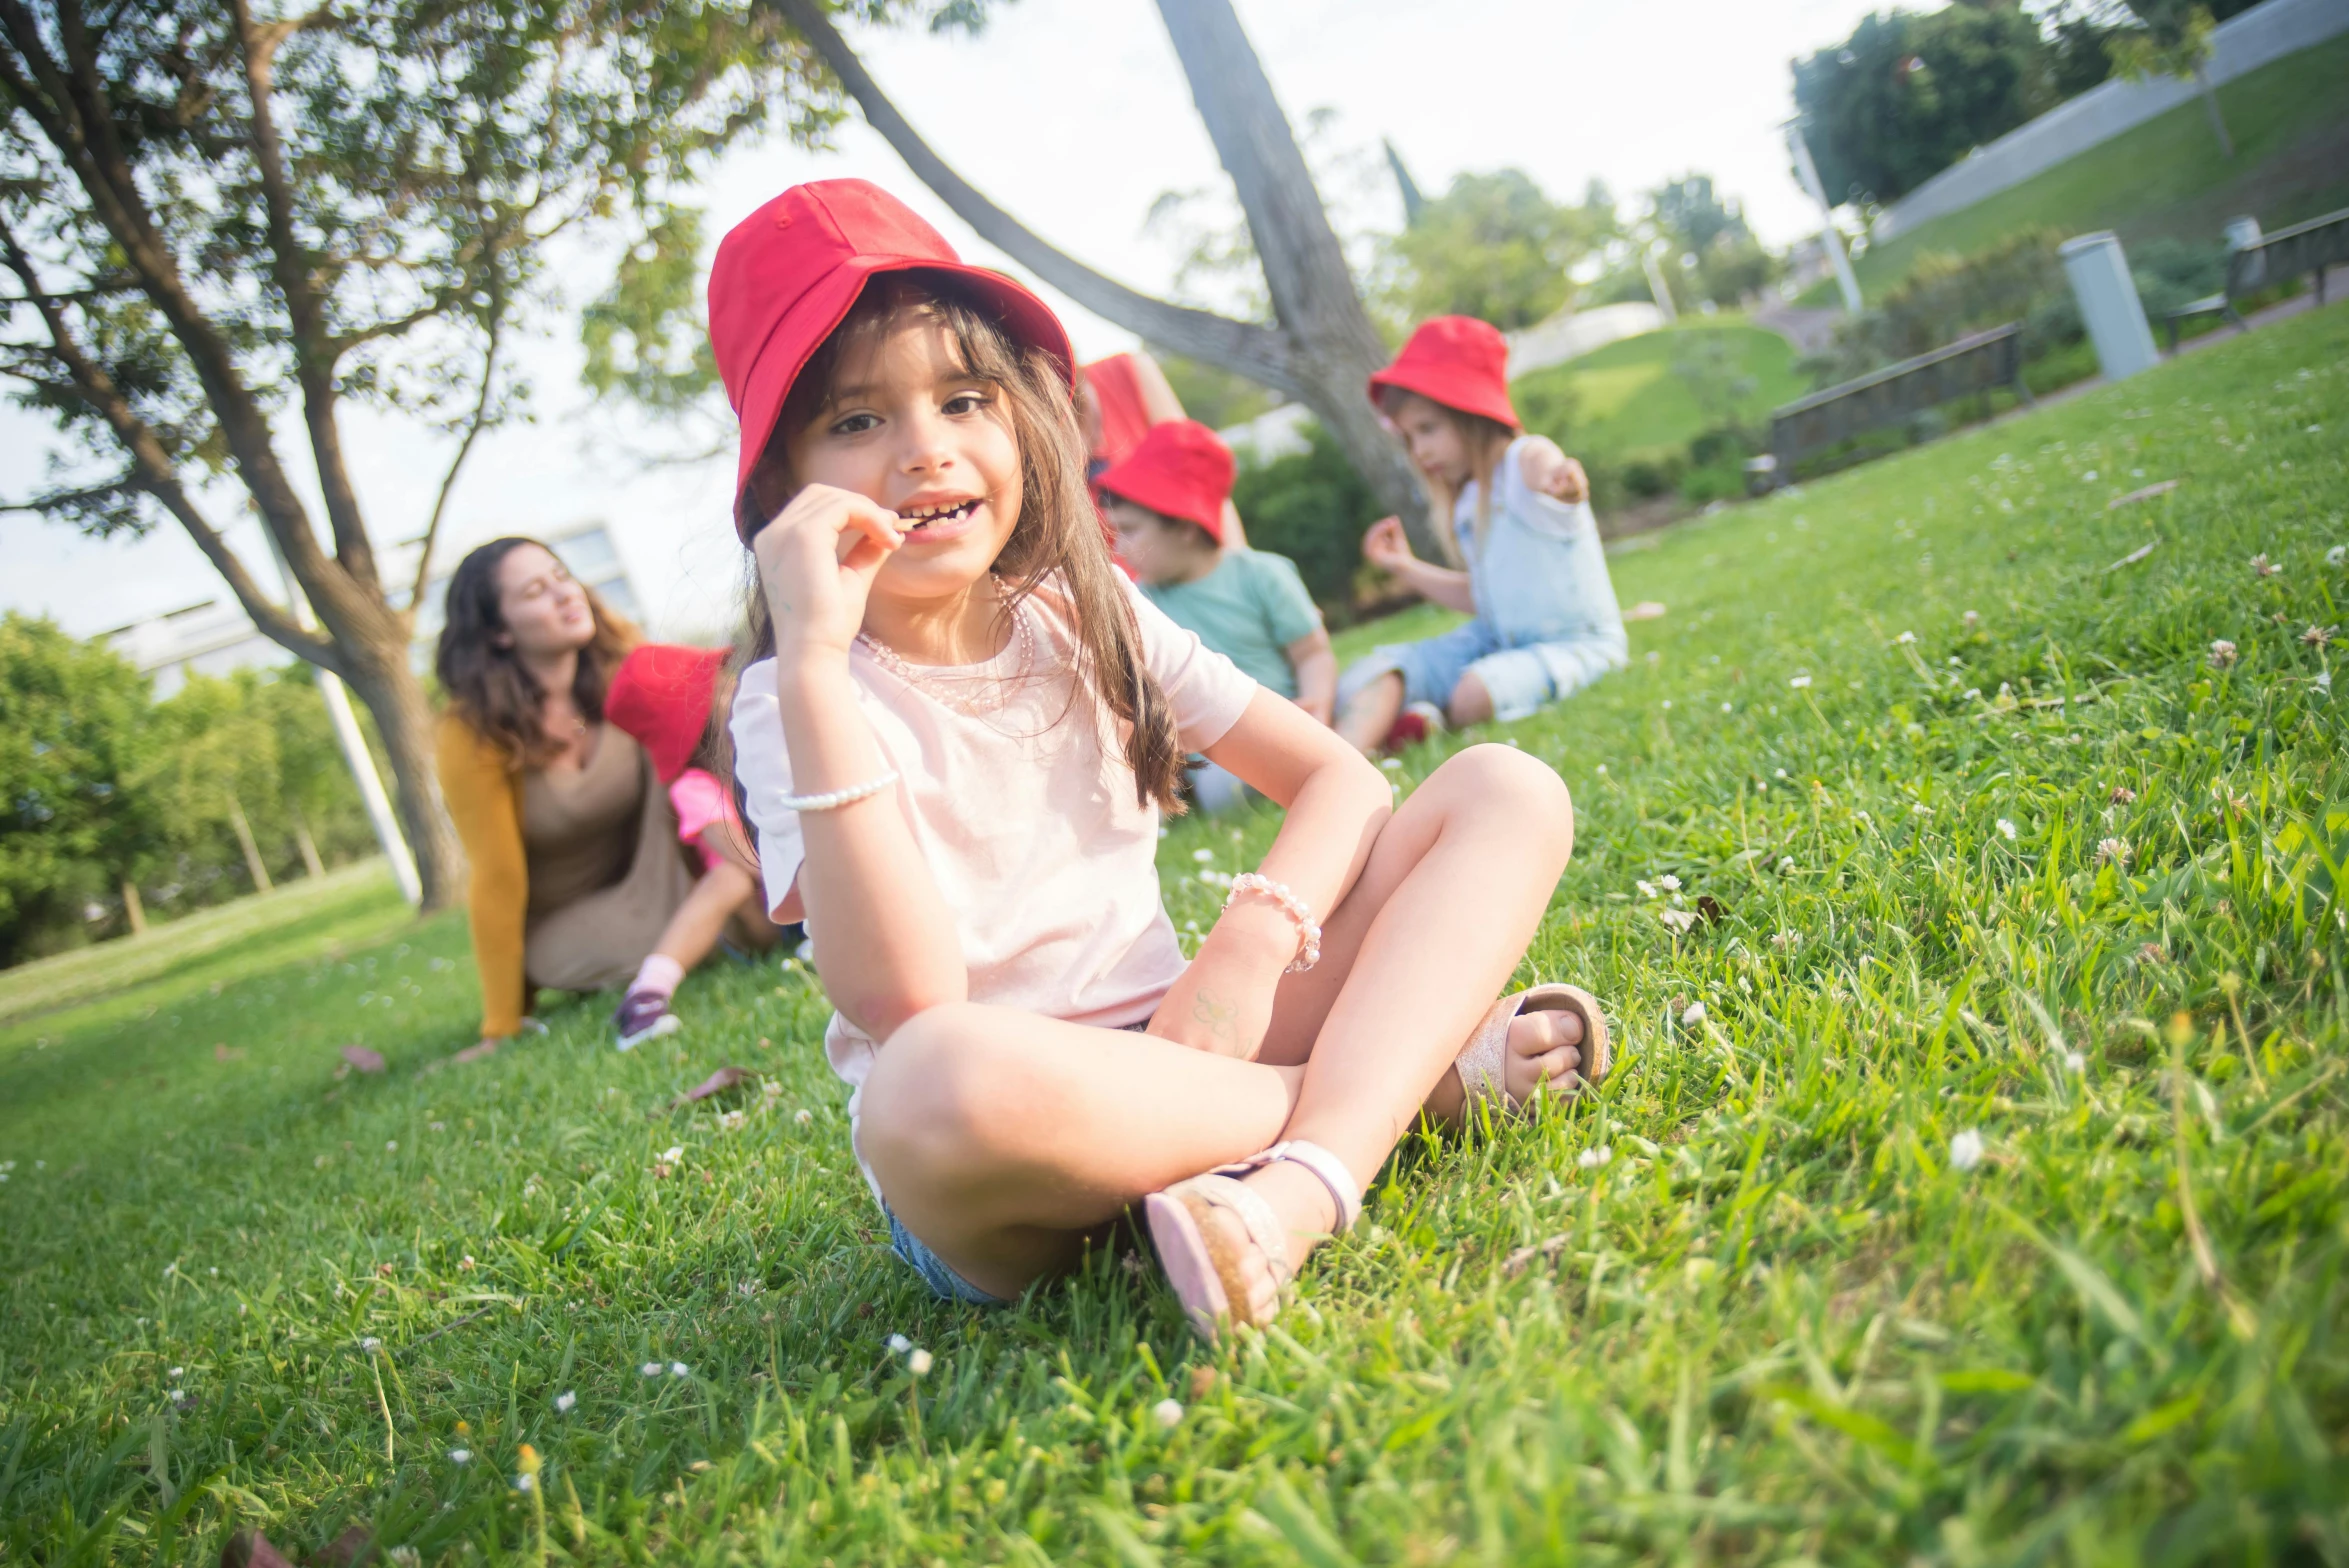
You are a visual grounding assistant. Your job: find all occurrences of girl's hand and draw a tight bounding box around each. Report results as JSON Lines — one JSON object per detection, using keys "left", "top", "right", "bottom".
{"left": 1149, "top": 900, "right": 1297, "bottom": 1059}
{"left": 751, "top": 483, "right": 906, "bottom": 660}
{"left": 1361, "top": 516, "right": 1416, "bottom": 573}
{"left": 1518, "top": 439, "right": 1590, "bottom": 504}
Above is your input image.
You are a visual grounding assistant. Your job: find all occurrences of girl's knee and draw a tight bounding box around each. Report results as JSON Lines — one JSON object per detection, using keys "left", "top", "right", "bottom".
{"left": 861, "top": 1007, "right": 1057, "bottom": 1190}
{"left": 1430, "top": 744, "right": 1574, "bottom": 852}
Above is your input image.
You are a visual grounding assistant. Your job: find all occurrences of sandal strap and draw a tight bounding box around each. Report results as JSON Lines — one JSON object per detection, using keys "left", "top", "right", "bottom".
{"left": 1455, "top": 984, "right": 1613, "bottom": 1112}
{"left": 1163, "top": 1171, "right": 1294, "bottom": 1287}
{"left": 1217, "top": 1139, "right": 1361, "bottom": 1235}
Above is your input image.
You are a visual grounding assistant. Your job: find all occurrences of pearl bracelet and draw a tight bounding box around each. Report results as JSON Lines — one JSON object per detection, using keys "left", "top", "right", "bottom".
{"left": 1222, "top": 871, "right": 1322, "bottom": 973}
{"left": 777, "top": 770, "right": 900, "bottom": 813}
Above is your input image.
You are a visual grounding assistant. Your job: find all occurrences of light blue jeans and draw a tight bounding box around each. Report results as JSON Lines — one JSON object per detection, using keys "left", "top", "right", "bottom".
{"left": 1342, "top": 617, "right": 1627, "bottom": 722}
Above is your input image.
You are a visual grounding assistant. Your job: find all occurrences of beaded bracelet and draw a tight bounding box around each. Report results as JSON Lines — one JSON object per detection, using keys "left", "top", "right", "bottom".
{"left": 1222, "top": 871, "right": 1322, "bottom": 974}
{"left": 778, "top": 770, "right": 900, "bottom": 813}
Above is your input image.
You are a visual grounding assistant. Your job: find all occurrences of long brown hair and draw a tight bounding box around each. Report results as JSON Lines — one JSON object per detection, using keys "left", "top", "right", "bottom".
{"left": 736, "top": 274, "right": 1186, "bottom": 814}
{"left": 435, "top": 536, "right": 639, "bottom": 769}
{"left": 1376, "top": 385, "right": 1515, "bottom": 569}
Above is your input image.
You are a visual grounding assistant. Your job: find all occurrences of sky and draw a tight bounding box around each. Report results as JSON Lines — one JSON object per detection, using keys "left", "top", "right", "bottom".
{"left": 0, "top": 0, "right": 1890, "bottom": 647}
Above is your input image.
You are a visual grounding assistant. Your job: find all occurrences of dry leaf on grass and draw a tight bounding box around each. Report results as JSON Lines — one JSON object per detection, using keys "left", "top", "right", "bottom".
{"left": 1695, "top": 895, "right": 1728, "bottom": 925}
{"left": 669, "top": 1066, "right": 753, "bottom": 1109}
{"left": 450, "top": 1040, "right": 498, "bottom": 1065}
{"left": 213, "top": 1044, "right": 245, "bottom": 1062}
{"left": 2103, "top": 540, "right": 2160, "bottom": 572}
{"left": 340, "top": 1045, "right": 385, "bottom": 1074}
{"left": 1621, "top": 600, "right": 1668, "bottom": 622}
{"left": 2106, "top": 478, "right": 2179, "bottom": 509}
{"left": 219, "top": 1531, "right": 295, "bottom": 1568}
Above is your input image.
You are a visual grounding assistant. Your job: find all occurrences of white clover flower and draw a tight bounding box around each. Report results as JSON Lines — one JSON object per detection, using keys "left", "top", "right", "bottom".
{"left": 1896, "top": 631, "right": 1916, "bottom": 645}
{"left": 887, "top": 1333, "right": 913, "bottom": 1354}
{"left": 1153, "top": 1398, "right": 1184, "bottom": 1429}
{"left": 2328, "top": 546, "right": 2346, "bottom": 568}
{"left": 360, "top": 1336, "right": 382, "bottom": 1353}
{"left": 716, "top": 1109, "right": 746, "bottom": 1132}
{"left": 1380, "top": 757, "right": 1402, "bottom": 771}
{"left": 2097, "top": 837, "right": 2131, "bottom": 867}
{"left": 2209, "top": 639, "right": 2238, "bottom": 669}
{"left": 1721, "top": 702, "right": 1733, "bottom": 713}
{"left": 1636, "top": 879, "right": 1658, "bottom": 900}
{"left": 661, "top": 1146, "right": 684, "bottom": 1164}
{"left": 2083, "top": 470, "right": 2098, "bottom": 482}
{"left": 908, "top": 1348, "right": 933, "bottom": 1376}
{"left": 1962, "top": 610, "right": 1980, "bottom": 629}
{"left": 1774, "top": 768, "right": 1788, "bottom": 779}
{"left": 794, "top": 1109, "right": 813, "bottom": 1126}
{"left": 1912, "top": 803, "right": 1931, "bottom": 816}
{"left": 2063, "top": 1051, "right": 2086, "bottom": 1074}
{"left": 1964, "top": 688, "right": 1981, "bottom": 700}
{"left": 2250, "top": 553, "right": 2277, "bottom": 578}
{"left": 1789, "top": 675, "right": 1812, "bottom": 689}
{"left": 669, "top": 1362, "right": 689, "bottom": 1378}
{"left": 1191, "top": 848, "right": 1215, "bottom": 863}
{"left": 1777, "top": 856, "right": 1796, "bottom": 873}
{"left": 169, "top": 1366, "right": 185, "bottom": 1379}
{"left": 1948, "top": 1130, "right": 1985, "bottom": 1172}
{"left": 555, "top": 1391, "right": 576, "bottom": 1413}
{"left": 1594, "top": 763, "right": 1608, "bottom": 775}
{"left": 1771, "top": 929, "right": 1799, "bottom": 950}
{"left": 1996, "top": 819, "right": 2017, "bottom": 841}
{"left": 1680, "top": 1001, "right": 1707, "bottom": 1027}
{"left": 1658, "top": 909, "right": 1698, "bottom": 934}
{"left": 169, "top": 1388, "right": 186, "bottom": 1403}
{"left": 515, "top": 1474, "right": 535, "bottom": 1492}
{"left": 1659, "top": 874, "right": 1682, "bottom": 892}
{"left": 449, "top": 1448, "right": 473, "bottom": 1465}
{"left": 641, "top": 1362, "right": 663, "bottom": 1378}
{"left": 385, "top": 1140, "right": 398, "bottom": 1153}
{"left": 1576, "top": 1145, "right": 1613, "bottom": 1170}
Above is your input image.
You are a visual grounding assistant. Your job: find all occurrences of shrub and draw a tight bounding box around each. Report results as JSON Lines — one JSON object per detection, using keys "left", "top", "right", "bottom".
{"left": 1230, "top": 420, "right": 1383, "bottom": 622}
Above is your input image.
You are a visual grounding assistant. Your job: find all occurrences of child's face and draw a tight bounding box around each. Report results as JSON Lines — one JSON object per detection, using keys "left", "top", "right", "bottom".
{"left": 778, "top": 311, "right": 1022, "bottom": 608}
{"left": 1105, "top": 498, "right": 1208, "bottom": 585}
{"left": 1391, "top": 394, "right": 1473, "bottom": 488}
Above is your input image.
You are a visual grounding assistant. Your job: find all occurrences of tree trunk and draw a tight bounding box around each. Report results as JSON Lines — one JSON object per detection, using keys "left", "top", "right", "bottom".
{"left": 227, "top": 795, "right": 275, "bottom": 894}
{"left": 121, "top": 877, "right": 147, "bottom": 936}
{"left": 336, "top": 625, "right": 463, "bottom": 911}
{"left": 290, "top": 803, "right": 326, "bottom": 878}
{"left": 2193, "top": 67, "right": 2234, "bottom": 159}
{"left": 767, "top": 0, "right": 1433, "bottom": 550}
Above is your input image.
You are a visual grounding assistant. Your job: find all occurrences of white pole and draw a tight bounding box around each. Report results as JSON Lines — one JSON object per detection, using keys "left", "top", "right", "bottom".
{"left": 1641, "top": 246, "right": 1680, "bottom": 323}
{"left": 266, "top": 537, "right": 423, "bottom": 906}
{"left": 1786, "top": 119, "right": 1864, "bottom": 315}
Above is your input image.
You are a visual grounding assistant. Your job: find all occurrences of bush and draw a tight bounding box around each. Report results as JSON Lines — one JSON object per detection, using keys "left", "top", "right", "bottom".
{"left": 1817, "top": 228, "right": 2072, "bottom": 384}
{"left": 1231, "top": 420, "right": 1383, "bottom": 622}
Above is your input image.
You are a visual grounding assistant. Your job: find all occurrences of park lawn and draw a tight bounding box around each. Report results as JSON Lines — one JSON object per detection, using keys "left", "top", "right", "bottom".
{"left": 1511, "top": 320, "right": 1807, "bottom": 466}
{"left": 2, "top": 307, "right": 2346, "bottom": 1564}
{"left": 1812, "top": 33, "right": 2349, "bottom": 307}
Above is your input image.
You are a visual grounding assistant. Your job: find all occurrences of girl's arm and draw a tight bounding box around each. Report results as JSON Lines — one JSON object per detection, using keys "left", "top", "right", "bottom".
{"left": 1363, "top": 517, "right": 1477, "bottom": 614}
{"left": 1516, "top": 438, "right": 1590, "bottom": 503}
{"left": 1284, "top": 627, "right": 1337, "bottom": 726}
{"left": 1147, "top": 690, "right": 1390, "bottom": 1058}
{"left": 756, "top": 486, "right": 966, "bottom": 1041}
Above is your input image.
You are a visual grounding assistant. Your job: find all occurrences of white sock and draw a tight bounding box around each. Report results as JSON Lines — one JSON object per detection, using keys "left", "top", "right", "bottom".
{"left": 630, "top": 953, "right": 685, "bottom": 1000}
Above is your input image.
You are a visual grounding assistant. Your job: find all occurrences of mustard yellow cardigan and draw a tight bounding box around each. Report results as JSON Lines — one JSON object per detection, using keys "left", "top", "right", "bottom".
{"left": 435, "top": 713, "right": 533, "bottom": 1039}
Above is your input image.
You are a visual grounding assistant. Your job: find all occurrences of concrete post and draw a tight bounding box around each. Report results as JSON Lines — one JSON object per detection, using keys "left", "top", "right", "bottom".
{"left": 1785, "top": 119, "right": 1863, "bottom": 315}
{"left": 2060, "top": 231, "right": 2160, "bottom": 382}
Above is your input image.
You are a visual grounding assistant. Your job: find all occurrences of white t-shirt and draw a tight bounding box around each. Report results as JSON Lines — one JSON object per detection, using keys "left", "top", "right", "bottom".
{"left": 729, "top": 574, "right": 1257, "bottom": 1174}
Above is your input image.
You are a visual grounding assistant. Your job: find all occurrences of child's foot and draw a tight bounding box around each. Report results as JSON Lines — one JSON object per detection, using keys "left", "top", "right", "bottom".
{"left": 613, "top": 989, "right": 682, "bottom": 1051}
{"left": 1191, "top": 1161, "right": 1336, "bottom": 1325}
{"left": 1379, "top": 701, "right": 1446, "bottom": 754}
{"left": 1423, "top": 999, "right": 1590, "bottom": 1126}
{"left": 1145, "top": 1143, "right": 1358, "bottom": 1339}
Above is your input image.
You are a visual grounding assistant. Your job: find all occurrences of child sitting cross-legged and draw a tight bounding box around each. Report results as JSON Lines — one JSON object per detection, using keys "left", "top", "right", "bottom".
{"left": 1100, "top": 419, "right": 1335, "bottom": 812}
{"left": 713, "top": 180, "right": 1613, "bottom": 1335}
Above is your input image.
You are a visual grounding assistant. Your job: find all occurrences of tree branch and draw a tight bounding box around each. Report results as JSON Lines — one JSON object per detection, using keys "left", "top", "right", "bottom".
{"left": 757, "top": 0, "right": 1301, "bottom": 395}
{"left": 406, "top": 299, "right": 504, "bottom": 627}
{"left": 232, "top": 0, "right": 379, "bottom": 590}
{"left": 0, "top": 214, "right": 337, "bottom": 671}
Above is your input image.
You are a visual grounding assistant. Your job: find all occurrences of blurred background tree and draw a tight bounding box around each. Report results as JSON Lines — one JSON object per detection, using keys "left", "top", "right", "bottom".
{"left": 1387, "top": 170, "right": 1617, "bottom": 330}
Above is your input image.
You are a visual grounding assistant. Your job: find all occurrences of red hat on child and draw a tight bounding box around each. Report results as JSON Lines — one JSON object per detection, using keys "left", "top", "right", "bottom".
{"left": 1367, "top": 315, "right": 1520, "bottom": 431}
{"left": 606, "top": 644, "right": 726, "bottom": 785}
{"left": 1094, "top": 419, "right": 1235, "bottom": 542}
{"left": 707, "top": 179, "right": 1076, "bottom": 542}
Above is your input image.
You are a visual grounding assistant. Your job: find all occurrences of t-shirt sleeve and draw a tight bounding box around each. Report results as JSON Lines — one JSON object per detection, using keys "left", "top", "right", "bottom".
{"left": 726, "top": 658, "right": 805, "bottom": 922}
{"left": 1121, "top": 574, "right": 1257, "bottom": 751}
{"left": 1503, "top": 437, "right": 1598, "bottom": 542}
{"left": 1248, "top": 551, "right": 1324, "bottom": 647}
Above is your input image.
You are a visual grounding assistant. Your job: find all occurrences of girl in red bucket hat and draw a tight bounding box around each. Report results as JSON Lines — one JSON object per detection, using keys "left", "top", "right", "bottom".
{"left": 712, "top": 181, "right": 1610, "bottom": 1336}
{"left": 1337, "top": 316, "right": 1628, "bottom": 756}
{"left": 601, "top": 643, "right": 776, "bottom": 1048}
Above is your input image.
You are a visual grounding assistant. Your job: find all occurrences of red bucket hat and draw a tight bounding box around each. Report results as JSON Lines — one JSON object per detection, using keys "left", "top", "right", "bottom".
{"left": 606, "top": 643, "right": 727, "bottom": 784}
{"left": 1367, "top": 315, "right": 1520, "bottom": 431}
{"left": 707, "top": 179, "right": 1076, "bottom": 541}
{"left": 1094, "top": 419, "right": 1235, "bottom": 542}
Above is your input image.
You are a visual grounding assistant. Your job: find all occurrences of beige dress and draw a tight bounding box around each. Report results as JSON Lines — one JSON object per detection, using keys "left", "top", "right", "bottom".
{"left": 519, "top": 726, "right": 698, "bottom": 994}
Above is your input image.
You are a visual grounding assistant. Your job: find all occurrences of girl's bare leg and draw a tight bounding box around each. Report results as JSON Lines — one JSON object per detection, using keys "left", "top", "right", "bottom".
{"left": 1334, "top": 670, "right": 1406, "bottom": 755}
{"left": 648, "top": 830, "right": 776, "bottom": 970}
{"left": 858, "top": 744, "right": 1577, "bottom": 1305}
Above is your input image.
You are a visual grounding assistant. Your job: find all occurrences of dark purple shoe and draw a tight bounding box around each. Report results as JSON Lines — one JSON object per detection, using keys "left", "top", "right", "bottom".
{"left": 613, "top": 989, "right": 682, "bottom": 1052}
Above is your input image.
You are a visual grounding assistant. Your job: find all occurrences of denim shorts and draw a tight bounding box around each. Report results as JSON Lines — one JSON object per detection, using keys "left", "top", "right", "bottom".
{"left": 886, "top": 1205, "right": 1009, "bottom": 1306}
{"left": 1342, "top": 617, "right": 1626, "bottom": 723}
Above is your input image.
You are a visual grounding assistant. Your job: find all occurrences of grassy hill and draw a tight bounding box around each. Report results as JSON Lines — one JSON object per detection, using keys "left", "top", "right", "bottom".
{"left": 2, "top": 306, "right": 2345, "bottom": 1562}
{"left": 1511, "top": 319, "right": 1809, "bottom": 464}
{"left": 1810, "top": 33, "right": 2349, "bottom": 306}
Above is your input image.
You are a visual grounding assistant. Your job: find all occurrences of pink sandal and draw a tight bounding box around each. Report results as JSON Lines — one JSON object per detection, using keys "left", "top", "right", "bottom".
{"left": 1453, "top": 983, "right": 1612, "bottom": 1114}
{"left": 1144, "top": 1140, "right": 1361, "bottom": 1342}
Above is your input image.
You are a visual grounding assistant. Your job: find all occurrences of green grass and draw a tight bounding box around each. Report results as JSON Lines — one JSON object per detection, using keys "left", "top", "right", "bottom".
{"left": 1814, "top": 35, "right": 2349, "bottom": 306}
{"left": 4, "top": 308, "right": 2348, "bottom": 1563}
{"left": 1511, "top": 320, "right": 1808, "bottom": 464}
{"left": 0, "top": 861, "right": 409, "bottom": 1031}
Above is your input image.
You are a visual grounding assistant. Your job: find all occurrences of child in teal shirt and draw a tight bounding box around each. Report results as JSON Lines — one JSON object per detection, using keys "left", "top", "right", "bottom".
{"left": 1100, "top": 420, "right": 1336, "bottom": 809}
